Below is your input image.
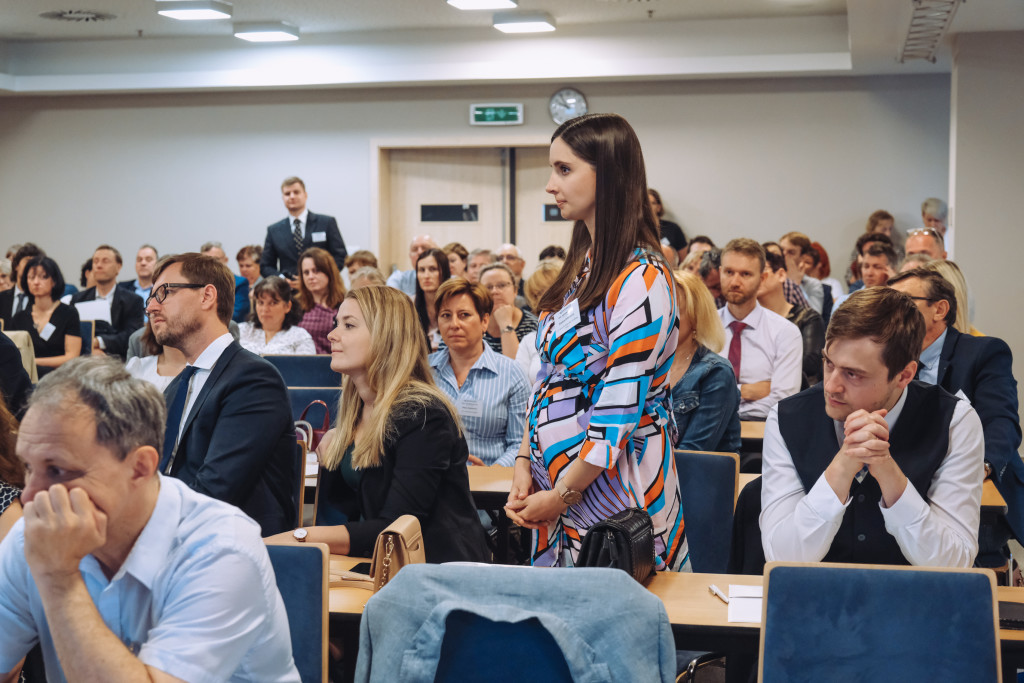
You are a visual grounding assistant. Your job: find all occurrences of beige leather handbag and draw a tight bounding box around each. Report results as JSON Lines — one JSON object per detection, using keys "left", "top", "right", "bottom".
{"left": 331, "top": 514, "right": 425, "bottom": 591}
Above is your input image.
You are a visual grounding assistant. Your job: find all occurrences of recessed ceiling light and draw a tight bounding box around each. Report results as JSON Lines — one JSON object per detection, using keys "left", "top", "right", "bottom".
{"left": 233, "top": 21, "right": 300, "bottom": 42}
{"left": 493, "top": 11, "right": 556, "bottom": 33}
{"left": 447, "top": 0, "right": 517, "bottom": 9}
{"left": 155, "top": 0, "right": 232, "bottom": 21}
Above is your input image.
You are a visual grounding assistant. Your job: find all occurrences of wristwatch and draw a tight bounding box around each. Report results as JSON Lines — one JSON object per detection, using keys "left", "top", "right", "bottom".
{"left": 293, "top": 528, "right": 308, "bottom": 543}
{"left": 503, "top": 324, "right": 516, "bottom": 334}
{"left": 555, "top": 480, "right": 582, "bottom": 506}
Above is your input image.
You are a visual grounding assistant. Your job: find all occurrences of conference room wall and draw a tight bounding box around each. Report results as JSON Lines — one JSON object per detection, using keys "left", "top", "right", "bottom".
{"left": 0, "top": 75, "right": 947, "bottom": 293}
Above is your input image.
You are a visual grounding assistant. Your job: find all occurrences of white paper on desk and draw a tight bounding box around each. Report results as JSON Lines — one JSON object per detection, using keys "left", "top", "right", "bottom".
{"left": 727, "top": 585, "right": 763, "bottom": 623}
{"left": 74, "top": 300, "right": 111, "bottom": 325}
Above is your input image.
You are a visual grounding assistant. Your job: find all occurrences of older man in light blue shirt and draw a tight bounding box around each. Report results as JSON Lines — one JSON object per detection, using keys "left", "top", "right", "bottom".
{"left": 0, "top": 357, "right": 298, "bottom": 683}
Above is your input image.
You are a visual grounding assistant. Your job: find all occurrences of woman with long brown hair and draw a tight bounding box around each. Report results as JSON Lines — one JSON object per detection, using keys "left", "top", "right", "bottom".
{"left": 505, "top": 113, "right": 688, "bottom": 571}
{"left": 297, "top": 247, "right": 346, "bottom": 354}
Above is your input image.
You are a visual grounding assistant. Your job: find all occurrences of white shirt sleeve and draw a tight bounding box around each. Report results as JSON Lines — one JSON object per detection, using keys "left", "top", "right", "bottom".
{"left": 766, "top": 321, "right": 803, "bottom": 409}
{"left": 760, "top": 405, "right": 850, "bottom": 562}
{"left": 879, "top": 398, "right": 984, "bottom": 568}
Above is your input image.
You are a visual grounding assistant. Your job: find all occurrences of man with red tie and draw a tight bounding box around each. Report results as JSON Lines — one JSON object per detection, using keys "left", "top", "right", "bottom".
{"left": 717, "top": 238, "right": 802, "bottom": 420}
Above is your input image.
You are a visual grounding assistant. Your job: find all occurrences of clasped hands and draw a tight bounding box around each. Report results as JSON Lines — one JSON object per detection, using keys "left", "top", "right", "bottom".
{"left": 504, "top": 466, "right": 563, "bottom": 530}
{"left": 831, "top": 408, "right": 908, "bottom": 505}
{"left": 22, "top": 484, "right": 107, "bottom": 583}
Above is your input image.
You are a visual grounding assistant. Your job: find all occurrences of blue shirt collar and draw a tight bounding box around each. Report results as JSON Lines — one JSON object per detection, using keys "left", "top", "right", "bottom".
{"left": 918, "top": 327, "right": 947, "bottom": 385}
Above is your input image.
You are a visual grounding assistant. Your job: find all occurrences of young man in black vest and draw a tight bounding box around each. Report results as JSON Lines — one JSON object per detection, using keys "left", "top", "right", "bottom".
{"left": 761, "top": 287, "right": 984, "bottom": 567}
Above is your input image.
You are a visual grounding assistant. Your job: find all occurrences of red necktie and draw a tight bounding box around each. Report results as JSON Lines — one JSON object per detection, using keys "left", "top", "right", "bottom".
{"left": 728, "top": 320, "right": 747, "bottom": 381}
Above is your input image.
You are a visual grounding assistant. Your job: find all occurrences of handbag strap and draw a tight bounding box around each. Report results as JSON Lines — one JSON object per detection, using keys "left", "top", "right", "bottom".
{"left": 299, "top": 400, "right": 331, "bottom": 430}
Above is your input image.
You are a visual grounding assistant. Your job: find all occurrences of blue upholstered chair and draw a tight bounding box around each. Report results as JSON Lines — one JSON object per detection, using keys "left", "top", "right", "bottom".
{"left": 265, "top": 542, "right": 329, "bottom": 683}
{"left": 759, "top": 562, "right": 1001, "bottom": 682}
{"left": 79, "top": 320, "right": 94, "bottom": 356}
{"left": 354, "top": 564, "right": 677, "bottom": 683}
{"left": 264, "top": 354, "right": 341, "bottom": 387}
{"left": 674, "top": 450, "right": 738, "bottom": 573}
{"left": 289, "top": 387, "right": 341, "bottom": 424}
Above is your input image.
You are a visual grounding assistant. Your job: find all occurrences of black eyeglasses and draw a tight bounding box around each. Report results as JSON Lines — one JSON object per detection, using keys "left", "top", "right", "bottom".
{"left": 146, "top": 282, "right": 204, "bottom": 306}
{"left": 905, "top": 295, "right": 937, "bottom": 303}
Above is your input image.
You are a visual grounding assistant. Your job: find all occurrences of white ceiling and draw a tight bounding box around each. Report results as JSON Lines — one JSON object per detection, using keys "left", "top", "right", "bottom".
{"left": 1, "top": 0, "right": 1021, "bottom": 95}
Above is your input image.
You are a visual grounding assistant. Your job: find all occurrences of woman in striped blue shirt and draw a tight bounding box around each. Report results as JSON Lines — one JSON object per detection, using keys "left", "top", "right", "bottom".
{"left": 429, "top": 278, "right": 531, "bottom": 467}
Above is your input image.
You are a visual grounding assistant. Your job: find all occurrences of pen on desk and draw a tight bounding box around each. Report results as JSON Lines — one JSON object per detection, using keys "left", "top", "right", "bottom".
{"left": 708, "top": 584, "right": 729, "bottom": 605}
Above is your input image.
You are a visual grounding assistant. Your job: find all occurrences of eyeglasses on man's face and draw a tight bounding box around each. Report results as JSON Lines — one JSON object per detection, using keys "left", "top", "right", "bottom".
{"left": 146, "top": 282, "right": 204, "bottom": 307}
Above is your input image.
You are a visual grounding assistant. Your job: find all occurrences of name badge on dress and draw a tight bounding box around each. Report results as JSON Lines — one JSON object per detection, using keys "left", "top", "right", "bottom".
{"left": 553, "top": 299, "right": 581, "bottom": 337}
{"left": 39, "top": 322, "right": 56, "bottom": 341}
{"left": 311, "top": 231, "right": 327, "bottom": 242}
{"left": 460, "top": 399, "right": 483, "bottom": 418}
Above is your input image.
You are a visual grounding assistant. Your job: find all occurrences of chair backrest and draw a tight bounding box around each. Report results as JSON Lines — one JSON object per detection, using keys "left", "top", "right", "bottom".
{"left": 289, "top": 386, "right": 342, "bottom": 424}
{"left": 356, "top": 564, "right": 677, "bottom": 683}
{"left": 264, "top": 354, "right": 341, "bottom": 387}
{"left": 79, "top": 320, "right": 94, "bottom": 356}
{"left": 727, "top": 475, "right": 765, "bottom": 575}
{"left": 675, "top": 450, "right": 738, "bottom": 573}
{"left": 265, "top": 543, "right": 329, "bottom": 683}
{"left": 294, "top": 438, "right": 309, "bottom": 528}
{"left": 759, "top": 562, "right": 1001, "bottom": 683}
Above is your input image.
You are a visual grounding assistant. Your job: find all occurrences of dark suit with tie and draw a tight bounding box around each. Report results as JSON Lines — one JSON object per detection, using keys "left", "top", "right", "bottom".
{"left": 69, "top": 286, "right": 144, "bottom": 358}
{"left": 163, "top": 341, "right": 297, "bottom": 536}
{"left": 0, "top": 287, "right": 30, "bottom": 329}
{"left": 936, "top": 327, "right": 1024, "bottom": 539}
{"left": 260, "top": 211, "right": 347, "bottom": 278}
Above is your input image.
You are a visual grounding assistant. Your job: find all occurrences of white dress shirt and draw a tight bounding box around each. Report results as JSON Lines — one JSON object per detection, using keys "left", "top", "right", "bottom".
{"left": 176, "top": 333, "right": 233, "bottom": 442}
{"left": 719, "top": 302, "right": 802, "bottom": 419}
{"left": 760, "top": 387, "right": 984, "bottom": 568}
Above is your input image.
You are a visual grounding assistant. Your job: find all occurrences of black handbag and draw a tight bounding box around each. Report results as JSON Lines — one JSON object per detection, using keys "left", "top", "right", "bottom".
{"left": 576, "top": 507, "right": 657, "bottom": 584}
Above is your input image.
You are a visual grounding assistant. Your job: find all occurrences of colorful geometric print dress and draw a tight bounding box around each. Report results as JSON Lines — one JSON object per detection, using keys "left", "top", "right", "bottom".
{"left": 527, "top": 247, "right": 690, "bottom": 571}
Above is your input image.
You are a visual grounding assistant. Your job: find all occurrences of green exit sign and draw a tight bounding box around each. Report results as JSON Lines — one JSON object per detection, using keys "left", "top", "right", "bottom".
{"left": 470, "top": 103, "right": 524, "bottom": 126}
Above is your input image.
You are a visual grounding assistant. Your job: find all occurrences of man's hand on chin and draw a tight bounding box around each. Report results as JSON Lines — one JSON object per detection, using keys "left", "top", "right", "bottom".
{"left": 23, "top": 485, "right": 107, "bottom": 584}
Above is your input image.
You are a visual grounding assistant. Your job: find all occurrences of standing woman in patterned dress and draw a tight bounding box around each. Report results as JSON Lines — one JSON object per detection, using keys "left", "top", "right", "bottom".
{"left": 504, "top": 113, "right": 689, "bottom": 571}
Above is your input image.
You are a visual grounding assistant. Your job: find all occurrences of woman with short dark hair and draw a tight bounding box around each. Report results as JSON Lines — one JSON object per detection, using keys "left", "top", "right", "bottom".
{"left": 239, "top": 276, "right": 315, "bottom": 355}
{"left": 10, "top": 256, "right": 81, "bottom": 377}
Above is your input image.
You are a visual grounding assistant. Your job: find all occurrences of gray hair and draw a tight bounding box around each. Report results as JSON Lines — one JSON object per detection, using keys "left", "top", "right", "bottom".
{"left": 350, "top": 266, "right": 386, "bottom": 288}
{"left": 478, "top": 262, "right": 516, "bottom": 285}
{"left": 698, "top": 248, "right": 722, "bottom": 279}
{"left": 0, "top": 258, "right": 10, "bottom": 276}
{"left": 899, "top": 252, "right": 933, "bottom": 271}
{"left": 29, "top": 357, "right": 166, "bottom": 461}
{"left": 496, "top": 243, "right": 523, "bottom": 259}
{"left": 467, "top": 248, "right": 496, "bottom": 263}
{"left": 921, "top": 197, "right": 948, "bottom": 221}
{"left": 199, "top": 241, "right": 223, "bottom": 253}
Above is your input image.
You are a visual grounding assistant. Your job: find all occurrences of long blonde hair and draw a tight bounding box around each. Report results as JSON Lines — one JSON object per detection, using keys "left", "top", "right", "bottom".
{"left": 321, "top": 286, "right": 458, "bottom": 471}
{"left": 673, "top": 270, "right": 726, "bottom": 354}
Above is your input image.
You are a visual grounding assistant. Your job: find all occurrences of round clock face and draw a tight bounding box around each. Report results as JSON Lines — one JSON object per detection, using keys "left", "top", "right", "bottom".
{"left": 549, "top": 88, "right": 588, "bottom": 125}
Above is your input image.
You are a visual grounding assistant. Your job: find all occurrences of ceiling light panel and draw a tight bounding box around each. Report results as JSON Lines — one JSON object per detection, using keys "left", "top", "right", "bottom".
{"left": 233, "top": 21, "right": 300, "bottom": 42}
{"left": 493, "top": 11, "right": 556, "bottom": 33}
{"left": 447, "top": 0, "right": 517, "bottom": 9}
{"left": 156, "top": 1, "right": 232, "bottom": 21}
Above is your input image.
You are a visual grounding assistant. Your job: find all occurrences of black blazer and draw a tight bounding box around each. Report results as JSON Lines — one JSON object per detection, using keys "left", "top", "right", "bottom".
{"left": 321, "top": 398, "right": 489, "bottom": 564}
{"left": 937, "top": 327, "right": 1024, "bottom": 538}
{"left": 0, "top": 330, "right": 31, "bottom": 419}
{"left": 69, "top": 286, "right": 144, "bottom": 358}
{"left": 0, "top": 288, "right": 29, "bottom": 329}
{"left": 163, "top": 342, "right": 297, "bottom": 536}
{"left": 260, "top": 211, "right": 347, "bottom": 278}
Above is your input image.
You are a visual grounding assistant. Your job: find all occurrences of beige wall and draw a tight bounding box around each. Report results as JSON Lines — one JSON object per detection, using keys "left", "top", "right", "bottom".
{"left": 950, "top": 31, "right": 1024, "bottom": 409}
{"left": 0, "top": 76, "right": 948, "bottom": 292}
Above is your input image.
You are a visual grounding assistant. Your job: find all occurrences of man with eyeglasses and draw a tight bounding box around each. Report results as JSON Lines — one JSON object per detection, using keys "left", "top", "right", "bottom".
{"left": 146, "top": 252, "right": 296, "bottom": 537}
{"left": 889, "top": 268, "right": 1024, "bottom": 545}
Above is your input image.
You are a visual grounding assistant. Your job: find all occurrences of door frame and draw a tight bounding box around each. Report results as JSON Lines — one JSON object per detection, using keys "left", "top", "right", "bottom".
{"left": 370, "top": 136, "right": 549, "bottom": 267}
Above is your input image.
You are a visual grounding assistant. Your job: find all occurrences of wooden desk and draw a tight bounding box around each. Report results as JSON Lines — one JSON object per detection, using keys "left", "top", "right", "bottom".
{"left": 735, "top": 473, "right": 1007, "bottom": 515}
{"left": 740, "top": 420, "right": 765, "bottom": 455}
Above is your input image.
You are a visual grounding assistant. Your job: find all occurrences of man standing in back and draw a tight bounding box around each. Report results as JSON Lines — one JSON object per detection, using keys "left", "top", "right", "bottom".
{"left": 148, "top": 252, "right": 296, "bottom": 536}
{"left": 718, "top": 238, "right": 802, "bottom": 421}
{"left": 261, "top": 176, "right": 347, "bottom": 288}
{"left": 71, "top": 245, "right": 144, "bottom": 359}
{"left": 118, "top": 244, "right": 159, "bottom": 306}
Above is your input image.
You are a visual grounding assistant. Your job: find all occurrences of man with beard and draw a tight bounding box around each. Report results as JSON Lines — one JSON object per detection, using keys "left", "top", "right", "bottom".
{"left": 146, "top": 252, "right": 296, "bottom": 535}
{"left": 718, "top": 238, "right": 802, "bottom": 420}
{"left": 760, "top": 287, "right": 983, "bottom": 567}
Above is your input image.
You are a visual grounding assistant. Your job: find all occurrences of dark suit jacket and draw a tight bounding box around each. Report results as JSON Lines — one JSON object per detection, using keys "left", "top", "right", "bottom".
{"left": 163, "top": 342, "right": 297, "bottom": 536}
{"left": 69, "top": 286, "right": 144, "bottom": 358}
{"left": 0, "top": 288, "right": 29, "bottom": 329}
{"left": 0, "top": 330, "right": 31, "bottom": 420}
{"left": 260, "top": 211, "right": 347, "bottom": 278}
{"left": 937, "top": 327, "right": 1024, "bottom": 538}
